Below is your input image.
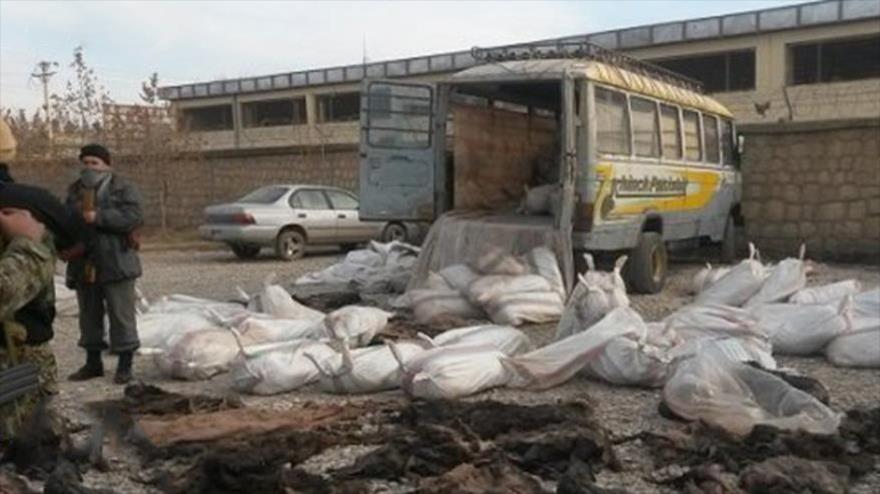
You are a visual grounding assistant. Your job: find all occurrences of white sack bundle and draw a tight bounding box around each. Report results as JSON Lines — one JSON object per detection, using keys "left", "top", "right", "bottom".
{"left": 583, "top": 320, "right": 673, "bottom": 388}
{"left": 410, "top": 288, "right": 484, "bottom": 324}
{"left": 486, "top": 290, "right": 564, "bottom": 326}
{"left": 518, "top": 184, "right": 556, "bottom": 215}
{"left": 437, "top": 264, "right": 480, "bottom": 292}
{"left": 396, "top": 344, "right": 512, "bottom": 400}
{"left": 696, "top": 243, "right": 768, "bottom": 307}
{"left": 144, "top": 294, "right": 248, "bottom": 319}
{"left": 750, "top": 298, "right": 851, "bottom": 355}
{"left": 528, "top": 247, "right": 566, "bottom": 299}
{"left": 467, "top": 274, "right": 553, "bottom": 306}
{"left": 426, "top": 325, "right": 533, "bottom": 356}
{"left": 154, "top": 328, "right": 241, "bottom": 380}
{"left": 323, "top": 306, "right": 393, "bottom": 347}
{"left": 554, "top": 255, "right": 629, "bottom": 341}
{"left": 745, "top": 245, "right": 809, "bottom": 308}
{"left": 228, "top": 340, "right": 337, "bottom": 395}
{"left": 54, "top": 275, "right": 78, "bottom": 317}
{"left": 789, "top": 280, "right": 862, "bottom": 305}
{"left": 310, "top": 340, "right": 430, "bottom": 394}
{"left": 248, "top": 277, "right": 324, "bottom": 321}
{"left": 662, "top": 345, "right": 840, "bottom": 436}
{"left": 504, "top": 307, "right": 645, "bottom": 390}
{"left": 474, "top": 246, "right": 530, "bottom": 276}
{"left": 137, "top": 311, "right": 227, "bottom": 353}
{"left": 236, "top": 315, "right": 326, "bottom": 342}
{"left": 691, "top": 263, "right": 732, "bottom": 295}
{"left": 825, "top": 292, "right": 880, "bottom": 368}
{"left": 825, "top": 325, "right": 880, "bottom": 368}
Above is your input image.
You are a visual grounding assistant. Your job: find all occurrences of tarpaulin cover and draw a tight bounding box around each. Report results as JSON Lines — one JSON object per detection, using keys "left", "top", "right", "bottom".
{"left": 407, "top": 211, "right": 573, "bottom": 295}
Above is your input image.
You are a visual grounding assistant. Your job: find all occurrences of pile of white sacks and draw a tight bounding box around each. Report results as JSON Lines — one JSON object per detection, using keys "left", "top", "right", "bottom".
{"left": 293, "top": 241, "right": 420, "bottom": 294}
{"left": 407, "top": 246, "right": 567, "bottom": 326}
{"left": 137, "top": 243, "right": 877, "bottom": 437}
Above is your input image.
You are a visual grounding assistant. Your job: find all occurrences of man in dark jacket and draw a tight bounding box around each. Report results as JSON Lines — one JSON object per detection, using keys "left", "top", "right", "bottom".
{"left": 67, "top": 144, "right": 143, "bottom": 384}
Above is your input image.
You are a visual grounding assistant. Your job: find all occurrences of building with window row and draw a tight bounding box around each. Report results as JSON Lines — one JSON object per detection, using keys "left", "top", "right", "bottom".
{"left": 158, "top": 0, "right": 880, "bottom": 153}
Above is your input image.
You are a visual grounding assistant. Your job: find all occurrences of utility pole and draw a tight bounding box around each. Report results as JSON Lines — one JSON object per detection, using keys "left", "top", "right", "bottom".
{"left": 30, "top": 61, "right": 57, "bottom": 143}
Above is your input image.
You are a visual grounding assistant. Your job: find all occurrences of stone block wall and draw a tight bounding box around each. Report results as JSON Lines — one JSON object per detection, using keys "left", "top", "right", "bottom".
{"left": 740, "top": 119, "right": 880, "bottom": 261}
{"left": 10, "top": 147, "right": 359, "bottom": 229}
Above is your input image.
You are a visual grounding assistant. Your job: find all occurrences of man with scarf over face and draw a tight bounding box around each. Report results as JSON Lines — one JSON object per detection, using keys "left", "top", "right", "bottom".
{"left": 67, "top": 144, "right": 143, "bottom": 384}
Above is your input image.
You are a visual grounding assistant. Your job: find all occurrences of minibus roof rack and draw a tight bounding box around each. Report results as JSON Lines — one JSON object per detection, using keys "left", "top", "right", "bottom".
{"left": 471, "top": 40, "right": 704, "bottom": 94}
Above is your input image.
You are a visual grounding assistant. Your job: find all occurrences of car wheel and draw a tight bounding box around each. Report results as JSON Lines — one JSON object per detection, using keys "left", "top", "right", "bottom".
{"left": 231, "top": 244, "right": 261, "bottom": 260}
{"left": 275, "top": 229, "right": 306, "bottom": 261}
{"left": 720, "top": 215, "right": 737, "bottom": 264}
{"left": 625, "top": 232, "right": 667, "bottom": 294}
{"left": 381, "top": 223, "right": 408, "bottom": 243}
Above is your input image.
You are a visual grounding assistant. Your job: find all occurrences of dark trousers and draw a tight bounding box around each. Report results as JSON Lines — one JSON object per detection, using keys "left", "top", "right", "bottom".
{"left": 76, "top": 279, "right": 140, "bottom": 354}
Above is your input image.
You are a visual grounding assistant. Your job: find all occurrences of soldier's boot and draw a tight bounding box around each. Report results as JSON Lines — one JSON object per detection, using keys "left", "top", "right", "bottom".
{"left": 68, "top": 351, "right": 104, "bottom": 381}
{"left": 113, "top": 352, "right": 133, "bottom": 385}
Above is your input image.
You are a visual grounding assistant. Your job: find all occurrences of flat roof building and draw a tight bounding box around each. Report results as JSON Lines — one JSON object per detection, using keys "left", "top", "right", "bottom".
{"left": 158, "top": 0, "right": 880, "bottom": 152}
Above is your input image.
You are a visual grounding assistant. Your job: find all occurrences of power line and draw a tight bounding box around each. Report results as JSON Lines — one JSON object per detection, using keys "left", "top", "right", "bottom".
{"left": 30, "top": 60, "right": 57, "bottom": 142}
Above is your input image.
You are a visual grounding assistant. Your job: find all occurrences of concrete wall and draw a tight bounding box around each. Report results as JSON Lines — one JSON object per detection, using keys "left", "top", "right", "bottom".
{"left": 9, "top": 148, "right": 359, "bottom": 229}
{"left": 740, "top": 119, "right": 880, "bottom": 261}
{"left": 628, "top": 18, "right": 880, "bottom": 124}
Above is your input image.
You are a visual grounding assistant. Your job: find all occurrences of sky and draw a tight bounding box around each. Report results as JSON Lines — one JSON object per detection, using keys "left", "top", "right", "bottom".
{"left": 1, "top": 0, "right": 806, "bottom": 112}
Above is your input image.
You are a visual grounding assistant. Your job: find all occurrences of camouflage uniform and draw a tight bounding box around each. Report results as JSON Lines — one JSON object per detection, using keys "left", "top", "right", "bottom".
{"left": 0, "top": 235, "right": 58, "bottom": 443}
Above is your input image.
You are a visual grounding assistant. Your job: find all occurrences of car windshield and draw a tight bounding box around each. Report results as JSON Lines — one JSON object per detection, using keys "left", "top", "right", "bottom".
{"left": 238, "top": 186, "right": 289, "bottom": 204}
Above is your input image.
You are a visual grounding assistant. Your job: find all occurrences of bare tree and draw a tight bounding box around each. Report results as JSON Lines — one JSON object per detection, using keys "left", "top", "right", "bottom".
{"left": 50, "top": 46, "right": 113, "bottom": 140}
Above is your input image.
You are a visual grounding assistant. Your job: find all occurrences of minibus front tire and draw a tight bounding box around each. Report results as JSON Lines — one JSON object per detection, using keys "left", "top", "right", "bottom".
{"left": 626, "top": 232, "right": 667, "bottom": 294}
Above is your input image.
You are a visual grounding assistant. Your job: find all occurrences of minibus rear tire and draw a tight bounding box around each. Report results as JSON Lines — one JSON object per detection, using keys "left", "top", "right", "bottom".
{"left": 626, "top": 232, "right": 667, "bottom": 294}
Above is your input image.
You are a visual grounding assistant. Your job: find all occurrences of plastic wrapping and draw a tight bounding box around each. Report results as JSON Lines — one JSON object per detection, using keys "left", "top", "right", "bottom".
{"left": 295, "top": 241, "right": 420, "bottom": 294}
{"left": 554, "top": 255, "right": 629, "bottom": 341}
{"left": 407, "top": 212, "right": 573, "bottom": 295}
{"left": 229, "top": 340, "right": 337, "bottom": 395}
{"left": 323, "top": 306, "right": 393, "bottom": 347}
{"left": 750, "top": 298, "right": 850, "bottom": 356}
{"left": 503, "top": 307, "right": 645, "bottom": 390}
{"left": 789, "top": 280, "right": 862, "bottom": 305}
{"left": 662, "top": 345, "right": 840, "bottom": 436}
{"left": 696, "top": 244, "right": 768, "bottom": 307}
{"left": 745, "top": 245, "right": 808, "bottom": 308}
{"left": 407, "top": 216, "right": 569, "bottom": 326}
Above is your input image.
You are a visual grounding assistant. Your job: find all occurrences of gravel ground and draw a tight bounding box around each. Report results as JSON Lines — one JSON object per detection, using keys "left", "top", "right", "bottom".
{"left": 39, "top": 248, "right": 880, "bottom": 493}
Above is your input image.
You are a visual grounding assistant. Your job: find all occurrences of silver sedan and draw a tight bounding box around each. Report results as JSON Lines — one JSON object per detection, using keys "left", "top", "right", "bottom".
{"left": 198, "top": 185, "right": 409, "bottom": 260}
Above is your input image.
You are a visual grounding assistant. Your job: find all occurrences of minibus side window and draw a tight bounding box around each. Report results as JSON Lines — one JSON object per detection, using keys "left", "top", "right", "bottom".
{"left": 660, "top": 104, "right": 682, "bottom": 160}
{"left": 703, "top": 114, "right": 720, "bottom": 164}
{"left": 721, "top": 119, "right": 736, "bottom": 166}
{"left": 631, "top": 97, "right": 660, "bottom": 158}
{"left": 596, "top": 87, "right": 631, "bottom": 156}
{"left": 683, "top": 110, "right": 702, "bottom": 161}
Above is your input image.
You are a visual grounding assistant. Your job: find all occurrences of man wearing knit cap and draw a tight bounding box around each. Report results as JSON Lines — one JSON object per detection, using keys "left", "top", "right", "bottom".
{"left": 67, "top": 143, "right": 144, "bottom": 384}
